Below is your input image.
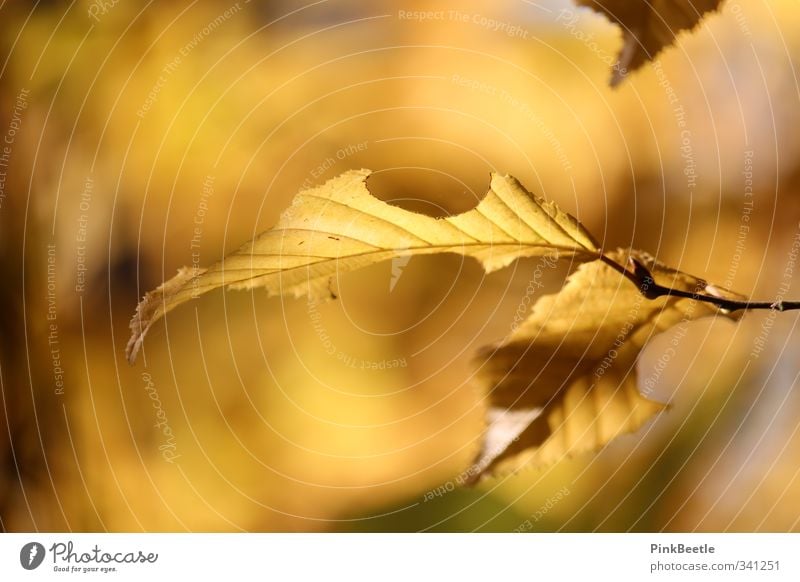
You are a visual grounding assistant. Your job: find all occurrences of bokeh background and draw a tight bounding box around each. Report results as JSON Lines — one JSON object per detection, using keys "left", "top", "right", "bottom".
{"left": 2, "top": 0, "right": 800, "bottom": 532}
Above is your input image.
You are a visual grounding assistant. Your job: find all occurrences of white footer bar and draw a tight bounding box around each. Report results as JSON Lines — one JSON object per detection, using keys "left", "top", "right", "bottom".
{"left": 1, "top": 533, "right": 797, "bottom": 580}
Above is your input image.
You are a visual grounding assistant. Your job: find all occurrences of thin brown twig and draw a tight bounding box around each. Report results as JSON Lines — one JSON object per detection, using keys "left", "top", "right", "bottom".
{"left": 599, "top": 253, "right": 800, "bottom": 314}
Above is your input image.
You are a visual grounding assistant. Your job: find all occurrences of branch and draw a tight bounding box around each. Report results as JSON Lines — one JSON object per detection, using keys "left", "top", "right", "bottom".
{"left": 599, "top": 253, "right": 800, "bottom": 314}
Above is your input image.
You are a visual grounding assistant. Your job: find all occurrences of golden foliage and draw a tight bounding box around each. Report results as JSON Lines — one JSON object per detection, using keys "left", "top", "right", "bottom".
{"left": 128, "top": 172, "right": 745, "bottom": 481}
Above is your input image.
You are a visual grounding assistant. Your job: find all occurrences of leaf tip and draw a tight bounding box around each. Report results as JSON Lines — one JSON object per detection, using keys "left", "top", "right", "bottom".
{"left": 609, "top": 67, "right": 627, "bottom": 88}
{"left": 125, "top": 266, "right": 203, "bottom": 365}
{"left": 466, "top": 407, "right": 544, "bottom": 484}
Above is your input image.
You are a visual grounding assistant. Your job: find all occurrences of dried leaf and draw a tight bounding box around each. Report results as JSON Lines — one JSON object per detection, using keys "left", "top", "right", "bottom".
{"left": 126, "top": 170, "right": 600, "bottom": 363}
{"left": 577, "top": 0, "right": 723, "bottom": 86}
{"left": 469, "top": 249, "right": 743, "bottom": 482}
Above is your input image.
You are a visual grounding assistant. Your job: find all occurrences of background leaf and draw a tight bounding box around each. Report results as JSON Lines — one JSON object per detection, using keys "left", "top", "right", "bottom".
{"left": 577, "top": 0, "right": 723, "bottom": 85}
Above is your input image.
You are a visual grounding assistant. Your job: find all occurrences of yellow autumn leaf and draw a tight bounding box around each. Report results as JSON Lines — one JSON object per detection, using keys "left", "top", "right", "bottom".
{"left": 576, "top": 0, "right": 723, "bottom": 85}
{"left": 126, "top": 169, "right": 601, "bottom": 363}
{"left": 469, "top": 248, "right": 743, "bottom": 482}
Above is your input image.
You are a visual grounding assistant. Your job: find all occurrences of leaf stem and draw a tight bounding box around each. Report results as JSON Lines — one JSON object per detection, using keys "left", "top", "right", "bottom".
{"left": 599, "top": 253, "right": 800, "bottom": 314}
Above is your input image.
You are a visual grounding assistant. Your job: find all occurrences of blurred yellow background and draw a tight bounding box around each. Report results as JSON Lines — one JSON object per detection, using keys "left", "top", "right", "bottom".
{"left": 2, "top": 0, "right": 800, "bottom": 531}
